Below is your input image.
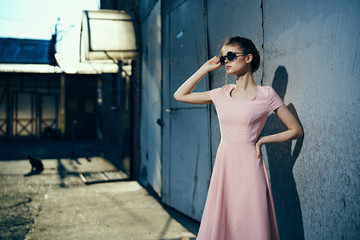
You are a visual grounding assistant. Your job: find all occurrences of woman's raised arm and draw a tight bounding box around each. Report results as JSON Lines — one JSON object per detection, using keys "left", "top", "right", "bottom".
{"left": 173, "top": 56, "right": 221, "bottom": 104}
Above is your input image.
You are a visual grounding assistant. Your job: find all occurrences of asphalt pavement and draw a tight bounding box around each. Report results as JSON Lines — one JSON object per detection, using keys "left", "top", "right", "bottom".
{"left": 0, "top": 139, "right": 199, "bottom": 240}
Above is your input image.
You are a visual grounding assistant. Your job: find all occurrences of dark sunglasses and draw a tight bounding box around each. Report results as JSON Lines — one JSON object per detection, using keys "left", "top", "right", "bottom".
{"left": 220, "top": 51, "right": 246, "bottom": 65}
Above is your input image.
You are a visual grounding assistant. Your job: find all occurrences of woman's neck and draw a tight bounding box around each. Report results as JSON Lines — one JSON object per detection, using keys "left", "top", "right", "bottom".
{"left": 235, "top": 72, "right": 257, "bottom": 91}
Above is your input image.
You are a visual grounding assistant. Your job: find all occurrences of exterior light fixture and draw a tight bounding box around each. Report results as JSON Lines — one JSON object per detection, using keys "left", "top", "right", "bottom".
{"left": 80, "top": 10, "right": 139, "bottom": 63}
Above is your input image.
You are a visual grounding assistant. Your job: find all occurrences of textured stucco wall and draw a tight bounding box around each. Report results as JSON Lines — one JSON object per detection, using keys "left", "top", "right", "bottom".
{"left": 261, "top": 0, "right": 360, "bottom": 239}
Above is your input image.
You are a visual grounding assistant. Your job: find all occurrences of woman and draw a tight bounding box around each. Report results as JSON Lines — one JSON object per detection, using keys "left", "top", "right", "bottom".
{"left": 174, "top": 36, "right": 303, "bottom": 240}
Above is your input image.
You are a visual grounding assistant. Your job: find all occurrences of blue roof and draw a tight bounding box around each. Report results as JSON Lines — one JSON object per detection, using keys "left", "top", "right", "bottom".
{"left": 0, "top": 38, "right": 54, "bottom": 64}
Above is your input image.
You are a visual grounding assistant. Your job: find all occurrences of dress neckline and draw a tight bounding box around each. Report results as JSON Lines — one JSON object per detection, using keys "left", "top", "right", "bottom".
{"left": 228, "top": 84, "right": 259, "bottom": 101}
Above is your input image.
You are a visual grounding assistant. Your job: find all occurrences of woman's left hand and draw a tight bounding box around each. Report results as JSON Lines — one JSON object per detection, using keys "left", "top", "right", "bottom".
{"left": 255, "top": 138, "right": 263, "bottom": 159}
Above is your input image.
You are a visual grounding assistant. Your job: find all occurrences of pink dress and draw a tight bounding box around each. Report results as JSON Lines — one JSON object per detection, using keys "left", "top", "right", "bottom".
{"left": 196, "top": 84, "right": 283, "bottom": 240}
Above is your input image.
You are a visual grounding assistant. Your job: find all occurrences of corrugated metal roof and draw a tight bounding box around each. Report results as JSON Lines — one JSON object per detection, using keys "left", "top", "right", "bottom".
{"left": 0, "top": 38, "right": 53, "bottom": 64}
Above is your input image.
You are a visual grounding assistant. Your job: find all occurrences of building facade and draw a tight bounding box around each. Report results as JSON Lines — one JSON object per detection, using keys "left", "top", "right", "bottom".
{"left": 139, "top": 0, "right": 360, "bottom": 239}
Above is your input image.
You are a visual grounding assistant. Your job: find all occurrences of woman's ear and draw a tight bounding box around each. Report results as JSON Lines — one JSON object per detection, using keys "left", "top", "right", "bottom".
{"left": 245, "top": 54, "right": 253, "bottom": 64}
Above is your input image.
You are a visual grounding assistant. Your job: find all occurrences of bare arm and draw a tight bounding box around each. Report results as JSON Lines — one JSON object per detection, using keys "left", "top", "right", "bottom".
{"left": 256, "top": 104, "right": 304, "bottom": 158}
{"left": 173, "top": 56, "right": 221, "bottom": 104}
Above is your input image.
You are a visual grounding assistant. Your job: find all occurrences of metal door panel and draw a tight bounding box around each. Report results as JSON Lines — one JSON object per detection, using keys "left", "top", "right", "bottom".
{"left": 169, "top": 0, "right": 209, "bottom": 109}
{"left": 162, "top": 0, "right": 211, "bottom": 221}
{"left": 169, "top": 108, "right": 211, "bottom": 220}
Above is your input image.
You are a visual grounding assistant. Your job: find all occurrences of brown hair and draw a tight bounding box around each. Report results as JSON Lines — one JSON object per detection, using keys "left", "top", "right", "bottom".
{"left": 222, "top": 37, "right": 261, "bottom": 73}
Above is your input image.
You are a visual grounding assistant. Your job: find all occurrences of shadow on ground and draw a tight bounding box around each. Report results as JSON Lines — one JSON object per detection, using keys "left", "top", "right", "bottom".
{"left": 0, "top": 139, "right": 102, "bottom": 161}
{"left": 144, "top": 185, "right": 200, "bottom": 239}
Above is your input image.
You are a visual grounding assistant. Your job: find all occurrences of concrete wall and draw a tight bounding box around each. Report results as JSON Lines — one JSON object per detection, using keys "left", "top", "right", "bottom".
{"left": 261, "top": 0, "right": 360, "bottom": 239}
{"left": 140, "top": 0, "right": 360, "bottom": 238}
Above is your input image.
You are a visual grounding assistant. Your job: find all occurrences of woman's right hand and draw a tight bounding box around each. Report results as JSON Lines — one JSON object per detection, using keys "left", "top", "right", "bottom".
{"left": 202, "top": 56, "right": 222, "bottom": 73}
{"left": 173, "top": 56, "right": 221, "bottom": 104}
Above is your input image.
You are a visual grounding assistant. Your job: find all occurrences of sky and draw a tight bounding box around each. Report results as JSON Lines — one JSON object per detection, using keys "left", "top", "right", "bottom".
{"left": 0, "top": 0, "right": 100, "bottom": 40}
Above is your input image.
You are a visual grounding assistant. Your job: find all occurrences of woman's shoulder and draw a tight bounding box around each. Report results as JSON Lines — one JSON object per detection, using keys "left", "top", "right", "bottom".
{"left": 257, "top": 85, "right": 276, "bottom": 97}
{"left": 209, "top": 84, "right": 233, "bottom": 99}
{"left": 258, "top": 85, "right": 284, "bottom": 110}
{"left": 211, "top": 84, "right": 234, "bottom": 92}
{"left": 258, "top": 85, "right": 272, "bottom": 91}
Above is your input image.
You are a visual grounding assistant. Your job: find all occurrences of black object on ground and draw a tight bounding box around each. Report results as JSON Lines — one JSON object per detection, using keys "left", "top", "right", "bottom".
{"left": 79, "top": 170, "right": 129, "bottom": 184}
{"left": 24, "top": 155, "right": 44, "bottom": 176}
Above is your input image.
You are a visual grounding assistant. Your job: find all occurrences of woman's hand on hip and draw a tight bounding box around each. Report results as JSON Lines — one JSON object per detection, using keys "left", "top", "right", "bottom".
{"left": 255, "top": 138, "right": 263, "bottom": 159}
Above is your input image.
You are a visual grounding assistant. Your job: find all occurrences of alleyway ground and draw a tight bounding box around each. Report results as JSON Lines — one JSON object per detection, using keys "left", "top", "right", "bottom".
{"left": 0, "top": 139, "right": 198, "bottom": 240}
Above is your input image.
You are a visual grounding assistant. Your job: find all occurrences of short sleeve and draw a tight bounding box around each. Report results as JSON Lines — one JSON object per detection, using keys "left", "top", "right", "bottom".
{"left": 269, "top": 87, "right": 284, "bottom": 111}
{"left": 209, "top": 87, "right": 222, "bottom": 105}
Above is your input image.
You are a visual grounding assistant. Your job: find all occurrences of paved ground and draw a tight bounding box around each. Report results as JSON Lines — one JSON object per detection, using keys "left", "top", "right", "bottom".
{"left": 0, "top": 140, "right": 199, "bottom": 240}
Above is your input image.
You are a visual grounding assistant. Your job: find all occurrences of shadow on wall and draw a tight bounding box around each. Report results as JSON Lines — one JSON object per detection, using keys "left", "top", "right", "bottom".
{"left": 262, "top": 66, "right": 305, "bottom": 240}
